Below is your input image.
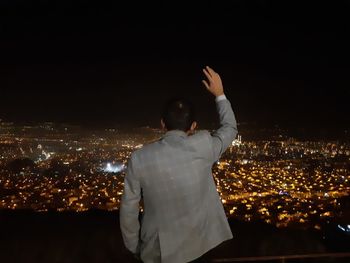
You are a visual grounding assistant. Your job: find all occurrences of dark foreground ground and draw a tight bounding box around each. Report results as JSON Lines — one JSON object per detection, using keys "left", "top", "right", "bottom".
{"left": 0, "top": 210, "right": 349, "bottom": 263}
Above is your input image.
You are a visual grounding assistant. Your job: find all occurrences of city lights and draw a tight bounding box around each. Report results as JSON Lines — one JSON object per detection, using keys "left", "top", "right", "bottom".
{"left": 0, "top": 121, "right": 349, "bottom": 230}
{"left": 102, "top": 162, "right": 126, "bottom": 173}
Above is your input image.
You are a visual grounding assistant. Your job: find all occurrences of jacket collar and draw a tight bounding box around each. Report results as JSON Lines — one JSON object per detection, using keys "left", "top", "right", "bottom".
{"left": 163, "top": 130, "right": 188, "bottom": 138}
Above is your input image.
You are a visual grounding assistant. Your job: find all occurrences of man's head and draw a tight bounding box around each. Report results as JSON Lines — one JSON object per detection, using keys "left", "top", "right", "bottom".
{"left": 161, "top": 98, "right": 197, "bottom": 133}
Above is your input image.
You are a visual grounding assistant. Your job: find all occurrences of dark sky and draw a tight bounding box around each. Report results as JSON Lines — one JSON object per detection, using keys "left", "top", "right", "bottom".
{"left": 1, "top": 1, "right": 350, "bottom": 129}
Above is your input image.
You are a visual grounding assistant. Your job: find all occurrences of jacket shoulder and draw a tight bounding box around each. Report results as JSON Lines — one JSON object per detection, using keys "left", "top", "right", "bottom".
{"left": 189, "top": 130, "right": 212, "bottom": 142}
{"left": 130, "top": 139, "right": 162, "bottom": 159}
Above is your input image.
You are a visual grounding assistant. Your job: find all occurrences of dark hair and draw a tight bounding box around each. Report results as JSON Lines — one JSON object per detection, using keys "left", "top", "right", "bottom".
{"left": 161, "top": 98, "right": 196, "bottom": 131}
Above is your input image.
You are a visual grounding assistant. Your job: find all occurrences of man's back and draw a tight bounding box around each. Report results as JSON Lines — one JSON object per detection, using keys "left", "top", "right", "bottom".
{"left": 120, "top": 67, "right": 238, "bottom": 263}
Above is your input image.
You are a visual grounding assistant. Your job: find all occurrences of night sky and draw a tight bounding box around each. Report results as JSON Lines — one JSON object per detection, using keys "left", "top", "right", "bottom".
{"left": 1, "top": 1, "right": 349, "bottom": 129}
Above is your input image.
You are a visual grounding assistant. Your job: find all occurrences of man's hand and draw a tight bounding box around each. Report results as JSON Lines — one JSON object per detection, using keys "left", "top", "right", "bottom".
{"left": 202, "top": 66, "right": 224, "bottom": 97}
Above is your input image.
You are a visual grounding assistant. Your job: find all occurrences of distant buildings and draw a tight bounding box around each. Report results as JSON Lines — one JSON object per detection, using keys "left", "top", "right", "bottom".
{"left": 0, "top": 122, "right": 349, "bottom": 229}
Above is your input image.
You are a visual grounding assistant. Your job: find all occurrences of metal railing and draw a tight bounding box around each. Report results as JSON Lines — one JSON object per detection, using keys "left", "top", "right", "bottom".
{"left": 212, "top": 252, "right": 350, "bottom": 262}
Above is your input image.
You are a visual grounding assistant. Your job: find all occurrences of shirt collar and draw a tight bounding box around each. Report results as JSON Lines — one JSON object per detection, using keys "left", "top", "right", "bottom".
{"left": 163, "top": 130, "right": 188, "bottom": 138}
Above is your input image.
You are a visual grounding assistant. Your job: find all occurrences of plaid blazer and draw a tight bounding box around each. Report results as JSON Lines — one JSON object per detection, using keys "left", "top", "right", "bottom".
{"left": 120, "top": 98, "right": 238, "bottom": 263}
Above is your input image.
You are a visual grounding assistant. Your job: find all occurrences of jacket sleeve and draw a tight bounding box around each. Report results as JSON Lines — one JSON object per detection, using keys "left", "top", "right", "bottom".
{"left": 210, "top": 98, "right": 238, "bottom": 162}
{"left": 120, "top": 154, "right": 141, "bottom": 254}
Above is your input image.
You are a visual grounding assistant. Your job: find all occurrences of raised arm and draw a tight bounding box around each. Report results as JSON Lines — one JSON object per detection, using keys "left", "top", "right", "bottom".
{"left": 120, "top": 154, "right": 141, "bottom": 255}
{"left": 202, "top": 66, "right": 238, "bottom": 162}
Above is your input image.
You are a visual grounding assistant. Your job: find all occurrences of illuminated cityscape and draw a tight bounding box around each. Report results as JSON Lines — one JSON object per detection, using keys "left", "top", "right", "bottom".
{"left": 2, "top": 1, "right": 350, "bottom": 261}
{"left": 1, "top": 120, "right": 349, "bottom": 231}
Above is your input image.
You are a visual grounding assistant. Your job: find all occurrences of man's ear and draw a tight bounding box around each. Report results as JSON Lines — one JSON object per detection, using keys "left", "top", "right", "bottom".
{"left": 190, "top": 121, "right": 197, "bottom": 132}
{"left": 161, "top": 119, "right": 166, "bottom": 130}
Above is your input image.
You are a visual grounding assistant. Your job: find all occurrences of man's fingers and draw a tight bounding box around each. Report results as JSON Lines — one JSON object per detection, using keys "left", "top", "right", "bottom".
{"left": 202, "top": 80, "right": 210, "bottom": 90}
{"left": 206, "top": 66, "right": 217, "bottom": 76}
{"left": 203, "top": 68, "right": 212, "bottom": 81}
{"left": 205, "top": 66, "right": 214, "bottom": 77}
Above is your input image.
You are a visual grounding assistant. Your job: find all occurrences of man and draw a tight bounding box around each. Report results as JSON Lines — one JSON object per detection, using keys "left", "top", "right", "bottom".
{"left": 120, "top": 66, "right": 238, "bottom": 263}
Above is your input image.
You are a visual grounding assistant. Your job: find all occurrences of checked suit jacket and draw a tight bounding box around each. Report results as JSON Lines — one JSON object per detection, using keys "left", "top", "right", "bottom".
{"left": 120, "top": 97, "right": 238, "bottom": 263}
